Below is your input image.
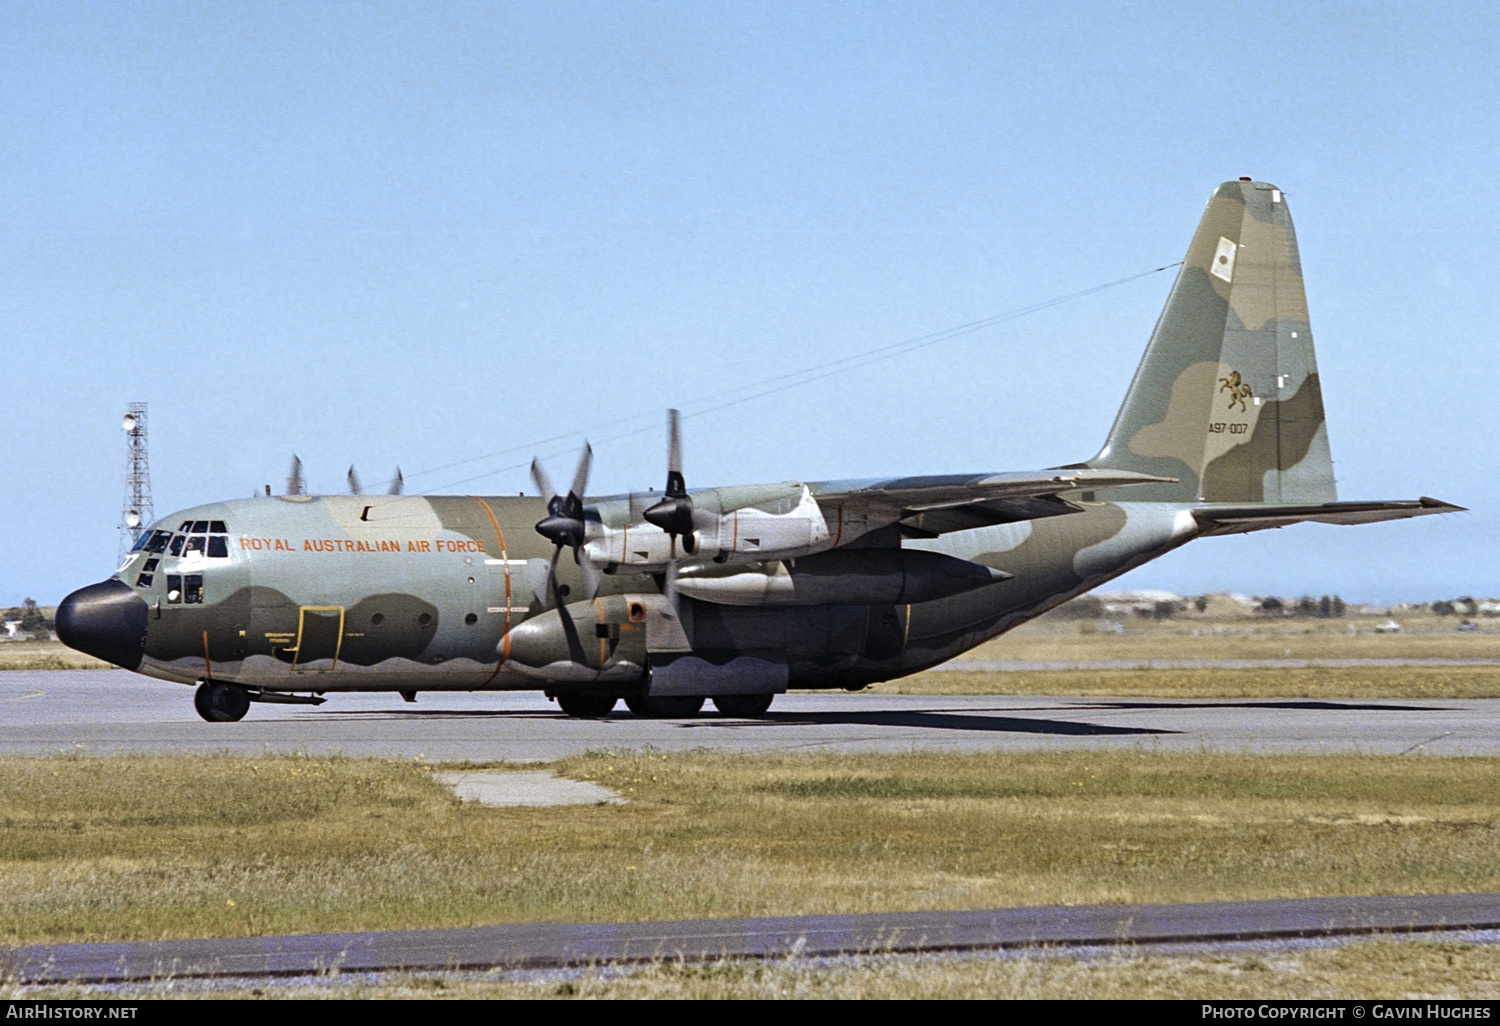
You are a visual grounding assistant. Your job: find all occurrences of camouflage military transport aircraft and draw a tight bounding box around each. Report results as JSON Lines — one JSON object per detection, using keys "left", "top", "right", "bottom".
{"left": 56, "top": 180, "right": 1460, "bottom": 721}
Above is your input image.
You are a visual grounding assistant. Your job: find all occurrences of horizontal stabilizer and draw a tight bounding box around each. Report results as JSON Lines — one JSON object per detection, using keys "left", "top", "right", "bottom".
{"left": 1192, "top": 497, "right": 1464, "bottom": 537}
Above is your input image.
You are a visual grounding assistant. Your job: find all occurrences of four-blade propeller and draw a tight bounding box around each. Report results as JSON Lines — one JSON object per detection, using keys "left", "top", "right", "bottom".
{"left": 530, "top": 443, "right": 598, "bottom": 605}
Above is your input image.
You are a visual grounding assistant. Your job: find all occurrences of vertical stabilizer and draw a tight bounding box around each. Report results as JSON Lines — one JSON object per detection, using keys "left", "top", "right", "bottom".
{"left": 1088, "top": 180, "right": 1336, "bottom": 504}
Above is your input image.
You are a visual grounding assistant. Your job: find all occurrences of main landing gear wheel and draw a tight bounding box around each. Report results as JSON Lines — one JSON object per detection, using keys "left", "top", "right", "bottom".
{"left": 712, "top": 693, "right": 775, "bottom": 717}
{"left": 556, "top": 693, "right": 618, "bottom": 718}
{"left": 194, "top": 681, "right": 251, "bottom": 722}
{"left": 624, "top": 694, "right": 705, "bottom": 718}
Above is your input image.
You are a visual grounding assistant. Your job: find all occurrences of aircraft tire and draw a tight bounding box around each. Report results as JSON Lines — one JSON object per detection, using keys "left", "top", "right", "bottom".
{"left": 556, "top": 692, "right": 618, "bottom": 718}
{"left": 195, "top": 681, "right": 251, "bottom": 723}
{"left": 712, "top": 693, "right": 775, "bottom": 717}
{"left": 624, "top": 694, "right": 705, "bottom": 718}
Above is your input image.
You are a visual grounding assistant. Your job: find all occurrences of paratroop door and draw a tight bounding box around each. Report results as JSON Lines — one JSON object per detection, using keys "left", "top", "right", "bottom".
{"left": 292, "top": 606, "right": 344, "bottom": 671}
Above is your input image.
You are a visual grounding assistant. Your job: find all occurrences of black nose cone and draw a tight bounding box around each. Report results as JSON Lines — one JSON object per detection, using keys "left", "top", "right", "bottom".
{"left": 55, "top": 579, "right": 148, "bottom": 671}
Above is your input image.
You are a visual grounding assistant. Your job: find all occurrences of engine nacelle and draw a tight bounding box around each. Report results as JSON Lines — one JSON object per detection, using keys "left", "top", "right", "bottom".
{"left": 500, "top": 594, "right": 649, "bottom": 682}
{"left": 584, "top": 483, "right": 839, "bottom": 572}
{"left": 671, "top": 549, "right": 1011, "bottom": 607}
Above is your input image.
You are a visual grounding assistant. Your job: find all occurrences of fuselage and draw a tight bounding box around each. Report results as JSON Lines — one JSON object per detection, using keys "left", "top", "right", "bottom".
{"left": 63, "top": 483, "right": 1198, "bottom": 696}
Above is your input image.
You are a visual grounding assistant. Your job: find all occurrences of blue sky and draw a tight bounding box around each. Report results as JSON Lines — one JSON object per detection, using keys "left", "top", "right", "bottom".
{"left": 4, "top": 1, "right": 1496, "bottom": 605}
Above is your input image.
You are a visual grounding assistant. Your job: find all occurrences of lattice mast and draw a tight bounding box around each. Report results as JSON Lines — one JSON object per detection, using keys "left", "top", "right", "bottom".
{"left": 118, "top": 403, "right": 154, "bottom": 563}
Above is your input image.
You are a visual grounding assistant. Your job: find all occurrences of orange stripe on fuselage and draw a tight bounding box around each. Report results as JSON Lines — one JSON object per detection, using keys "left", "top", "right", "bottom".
{"left": 473, "top": 497, "right": 512, "bottom": 684}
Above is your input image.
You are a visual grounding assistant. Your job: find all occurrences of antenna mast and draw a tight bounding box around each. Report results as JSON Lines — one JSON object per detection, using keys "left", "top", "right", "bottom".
{"left": 118, "top": 403, "right": 154, "bottom": 562}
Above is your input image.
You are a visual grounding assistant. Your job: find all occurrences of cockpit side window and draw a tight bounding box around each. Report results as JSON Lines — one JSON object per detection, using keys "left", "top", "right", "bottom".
{"left": 207, "top": 536, "right": 229, "bottom": 558}
{"left": 166, "top": 574, "right": 182, "bottom": 603}
{"left": 184, "top": 575, "right": 203, "bottom": 604}
{"left": 143, "top": 530, "right": 172, "bottom": 554}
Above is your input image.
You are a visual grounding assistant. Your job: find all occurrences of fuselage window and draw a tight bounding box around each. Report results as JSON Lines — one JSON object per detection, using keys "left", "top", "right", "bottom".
{"left": 166, "top": 574, "right": 182, "bottom": 603}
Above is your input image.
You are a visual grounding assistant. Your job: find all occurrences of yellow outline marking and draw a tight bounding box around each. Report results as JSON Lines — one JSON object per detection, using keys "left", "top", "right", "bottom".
{"left": 291, "top": 606, "right": 345, "bottom": 672}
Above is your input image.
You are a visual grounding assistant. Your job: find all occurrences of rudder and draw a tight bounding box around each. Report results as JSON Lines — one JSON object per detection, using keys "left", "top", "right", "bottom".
{"left": 1088, "top": 180, "right": 1336, "bottom": 505}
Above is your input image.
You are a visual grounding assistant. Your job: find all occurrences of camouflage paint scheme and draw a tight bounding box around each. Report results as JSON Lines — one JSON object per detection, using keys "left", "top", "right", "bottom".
{"left": 72, "top": 181, "right": 1459, "bottom": 707}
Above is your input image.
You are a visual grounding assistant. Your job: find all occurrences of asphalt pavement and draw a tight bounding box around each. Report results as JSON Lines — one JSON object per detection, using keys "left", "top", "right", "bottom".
{"left": 7, "top": 893, "right": 1500, "bottom": 983}
{"left": 2, "top": 669, "right": 1496, "bottom": 760}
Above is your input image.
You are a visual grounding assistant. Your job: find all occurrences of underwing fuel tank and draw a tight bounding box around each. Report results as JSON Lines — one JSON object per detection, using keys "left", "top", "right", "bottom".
{"left": 672, "top": 550, "right": 1011, "bottom": 606}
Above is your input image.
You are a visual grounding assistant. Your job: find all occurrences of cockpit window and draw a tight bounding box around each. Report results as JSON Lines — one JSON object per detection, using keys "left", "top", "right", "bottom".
{"left": 157, "top": 522, "right": 231, "bottom": 561}
{"left": 166, "top": 574, "right": 182, "bottom": 603}
{"left": 129, "top": 533, "right": 150, "bottom": 553}
{"left": 184, "top": 574, "right": 203, "bottom": 604}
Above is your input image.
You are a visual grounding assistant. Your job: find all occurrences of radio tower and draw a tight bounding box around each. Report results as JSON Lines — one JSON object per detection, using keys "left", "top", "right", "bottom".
{"left": 118, "top": 403, "right": 154, "bottom": 562}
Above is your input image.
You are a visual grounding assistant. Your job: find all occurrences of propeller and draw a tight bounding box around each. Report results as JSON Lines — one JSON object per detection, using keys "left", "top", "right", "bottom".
{"left": 286, "top": 455, "right": 306, "bottom": 496}
{"left": 645, "top": 409, "right": 702, "bottom": 618}
{"left": 644, "top": 409, "right": 696, "bottom": 554}
{"left": 530, "top": 443, "right": 598, "bottom": 605}
{"left": 349, "top": 465, "right": 402, "bottom": 496}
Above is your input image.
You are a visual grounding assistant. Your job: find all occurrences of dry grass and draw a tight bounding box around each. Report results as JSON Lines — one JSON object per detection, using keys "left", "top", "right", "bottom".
{"left": 0, "top": 641, "right": 112, "bottom": 671}
{"left": 887, "top": 665, "right": 1500, "bottom": 698}
{"left": 10, "top": 940, "right": 1500, "bottom": 999}
{"left": 4, "top": 751, "right": 1500, "bottom": 948}
{"left": 964, "top": 614, "right": 1500, "bottom": 663}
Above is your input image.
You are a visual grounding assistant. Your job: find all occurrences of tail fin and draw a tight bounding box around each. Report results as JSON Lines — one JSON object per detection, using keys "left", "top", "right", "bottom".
{"left": 1088, "top": 180, "right": 1336, "bottom": 505}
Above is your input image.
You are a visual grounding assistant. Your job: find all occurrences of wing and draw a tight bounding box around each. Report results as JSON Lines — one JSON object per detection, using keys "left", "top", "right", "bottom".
{"left": 813, "top": 469, "right": 1178, "bottom": 538}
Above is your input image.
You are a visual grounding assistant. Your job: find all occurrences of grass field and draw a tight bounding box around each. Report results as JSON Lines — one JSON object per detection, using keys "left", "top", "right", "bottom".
{"left": 886, "top": 665, "right": 1500, "bottom": 698}
{"left": 0, "top": 641, "right": 111, "bottom": 671}
{"left": 4, "top": 751, "right": 1500, "bottom": 949}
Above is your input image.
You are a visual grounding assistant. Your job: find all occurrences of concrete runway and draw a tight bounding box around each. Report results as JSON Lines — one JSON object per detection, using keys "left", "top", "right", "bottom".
{"left": 2, "top": 669, "right": 1498, "bottom": 760}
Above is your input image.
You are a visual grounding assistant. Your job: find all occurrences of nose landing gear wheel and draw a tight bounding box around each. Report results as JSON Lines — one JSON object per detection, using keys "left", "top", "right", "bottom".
{"left": 711, "top": 693, "right": 775, "bottom": 717}
{"left": 624, "top": 694, "right": 705, "bottom": 718}
{"left": 194, "top": 681, "right": 251, "bottom": 722}
{"left": 555, "top": 693, "right": 618, "bottom": 718}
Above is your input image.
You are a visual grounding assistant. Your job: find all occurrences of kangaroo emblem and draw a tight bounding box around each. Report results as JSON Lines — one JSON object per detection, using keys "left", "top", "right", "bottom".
{"left": 1219, "top": 370, "right": 1253, "bottom": 413}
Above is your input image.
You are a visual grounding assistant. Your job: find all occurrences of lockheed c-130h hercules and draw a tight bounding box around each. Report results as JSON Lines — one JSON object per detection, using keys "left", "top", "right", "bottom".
{"left": 57, "top": 180, "right": 1462, "bottom": 721}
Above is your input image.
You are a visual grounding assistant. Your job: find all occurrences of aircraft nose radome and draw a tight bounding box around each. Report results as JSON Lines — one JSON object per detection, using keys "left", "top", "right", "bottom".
{"left": 55, "top": 579, "right": 148, "bottom": 671}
